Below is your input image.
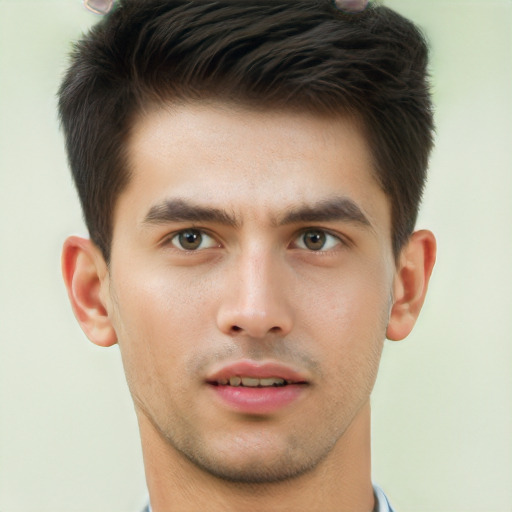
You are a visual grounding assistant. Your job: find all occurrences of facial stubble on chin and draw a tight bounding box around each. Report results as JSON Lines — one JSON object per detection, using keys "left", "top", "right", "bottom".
{"left": 161, "top": 415, "right": 342, "bottom": 486}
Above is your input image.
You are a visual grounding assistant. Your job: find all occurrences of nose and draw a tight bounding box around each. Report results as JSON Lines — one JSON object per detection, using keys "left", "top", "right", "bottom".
{"left": 216, "top": 247, "right": 294, "bottom": 339}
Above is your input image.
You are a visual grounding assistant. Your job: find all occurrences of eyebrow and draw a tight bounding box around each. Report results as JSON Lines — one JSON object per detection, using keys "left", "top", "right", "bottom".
{"left": 143, "top": 198, "right": 240, "bottom": 227}
{"left": 142, "top": 196, "right": 372, "bottom": 229}
{"left": 277, "top": 197, "right": 372, "bottom": 228}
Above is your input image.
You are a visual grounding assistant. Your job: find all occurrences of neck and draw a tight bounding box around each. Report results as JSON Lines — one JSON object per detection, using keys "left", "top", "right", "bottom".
{"left": 140, "top": 401, "right": 374, "bottom": 512}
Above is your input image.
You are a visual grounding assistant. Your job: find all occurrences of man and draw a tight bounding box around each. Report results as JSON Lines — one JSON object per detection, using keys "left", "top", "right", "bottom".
{"left": 59, "top": 1, "right": 436, "bottom": 510}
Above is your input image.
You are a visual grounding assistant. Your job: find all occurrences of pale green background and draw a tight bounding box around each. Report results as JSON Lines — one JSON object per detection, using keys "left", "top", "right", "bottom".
{"left": 0, "top": 1, "right": 511, "bottom": 511}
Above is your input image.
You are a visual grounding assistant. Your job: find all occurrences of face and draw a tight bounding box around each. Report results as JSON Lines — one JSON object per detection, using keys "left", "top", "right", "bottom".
{"left": 106, "top": 103, "right": 396, "bottom": 483}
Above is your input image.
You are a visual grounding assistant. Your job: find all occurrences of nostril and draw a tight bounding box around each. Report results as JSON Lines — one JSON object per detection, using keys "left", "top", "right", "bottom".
{"left": 230, "top": 325, "right": 282, "bottom": 335}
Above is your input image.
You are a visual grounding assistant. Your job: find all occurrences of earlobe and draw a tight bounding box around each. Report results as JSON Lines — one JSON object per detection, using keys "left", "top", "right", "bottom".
{"left": 386, "top": 230, "right": 436, "bottom": 341}
{"left": 61, "top": 236, "right": 117, "bottom": 347}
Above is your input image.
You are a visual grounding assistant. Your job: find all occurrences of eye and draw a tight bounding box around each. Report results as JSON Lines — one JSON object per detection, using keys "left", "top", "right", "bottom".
{"left": 294, "top": 229, "right": 341, "bottom": 251}
{"left": 170, "top": 229, "right": 219, "bottom": 251}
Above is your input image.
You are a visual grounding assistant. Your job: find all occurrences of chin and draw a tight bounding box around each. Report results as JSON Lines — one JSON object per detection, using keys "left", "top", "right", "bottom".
{"left": 174, "top": 433, "right": 336, "bottom": 485}
{"left": 188, "top": 455, "right": 318, "bottom": 485}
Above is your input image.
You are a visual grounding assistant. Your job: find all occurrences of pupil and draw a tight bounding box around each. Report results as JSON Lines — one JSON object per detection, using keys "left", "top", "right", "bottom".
{"left": 304, "top": 230, "right": 326, "bottom": 250}
{"left": 179, "top": 230, "right": 202, "bottom": 250}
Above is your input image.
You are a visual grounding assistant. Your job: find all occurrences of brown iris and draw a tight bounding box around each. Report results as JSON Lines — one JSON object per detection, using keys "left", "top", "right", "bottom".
{"left": 302, "top": 230, "right": 327, "bottom": 251}
{"left": 178, "top": 229, "right": 203, "bottom": 250}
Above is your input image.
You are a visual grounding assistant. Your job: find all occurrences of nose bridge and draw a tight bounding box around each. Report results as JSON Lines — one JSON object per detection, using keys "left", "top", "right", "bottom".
{"left": 217, "top": 242, "right": 293, "bottom": 338}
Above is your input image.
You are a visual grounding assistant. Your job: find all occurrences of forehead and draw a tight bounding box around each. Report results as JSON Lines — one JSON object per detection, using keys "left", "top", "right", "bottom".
{"left": 117, "top": 102, "right": 389, "bottom": 231}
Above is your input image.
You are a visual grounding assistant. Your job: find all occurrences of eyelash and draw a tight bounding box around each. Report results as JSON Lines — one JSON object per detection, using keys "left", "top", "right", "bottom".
{"left": 164, "top": 228, "right": 346, "bottom": 252}
{"left": 292, "top": 229, "right": 344, "bottom": 252}
{"left": 166, "top": 228, "right": 219, "bottom": 251}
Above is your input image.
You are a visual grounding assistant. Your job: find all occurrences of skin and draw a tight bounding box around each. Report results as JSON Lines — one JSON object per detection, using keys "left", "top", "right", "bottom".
{"left": 334, "top": 0, "right": 369, "bottom": 12}
{"left": 62, "top": 103, "right": 436, "bottom": 511}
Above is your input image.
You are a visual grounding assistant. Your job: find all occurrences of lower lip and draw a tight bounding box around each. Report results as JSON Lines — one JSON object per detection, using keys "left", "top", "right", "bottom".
{"left": 208, "top": 384, "right": 306, "bottom": 415}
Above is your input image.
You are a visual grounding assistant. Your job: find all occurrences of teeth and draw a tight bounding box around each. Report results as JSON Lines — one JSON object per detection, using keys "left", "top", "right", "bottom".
{"left": 223, "top": 376, "right": 287, "bottom": 387}
{"left": 241, "top": 377, "right": 260, "bottom": 387}
{"left": 259, "top": 378, "right": 286, "bottom": 387}
{"left": 229, "top": 376, "right": 242, "bottom": 386}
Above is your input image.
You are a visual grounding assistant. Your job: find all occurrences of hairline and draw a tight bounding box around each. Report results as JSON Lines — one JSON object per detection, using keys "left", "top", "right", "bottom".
{"left": 102, "top": 96, "right": 401, "bottom": 268}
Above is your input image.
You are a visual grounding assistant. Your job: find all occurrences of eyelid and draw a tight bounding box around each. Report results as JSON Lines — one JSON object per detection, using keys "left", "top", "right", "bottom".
{"left": 292, "top": 228, "right": 347, "bottom": 251}
{"left": 164, "top": 228, "right": 221, "bottom": 251}
{"left": 160, "top": 226, "right": 348, "bottom": 252}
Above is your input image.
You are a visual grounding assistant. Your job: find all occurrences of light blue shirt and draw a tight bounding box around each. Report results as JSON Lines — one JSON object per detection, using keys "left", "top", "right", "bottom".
{"left": 142, "top": 484, "right": 395, "bottom": 511}
{"left": 373, "top": 484, "right": 396, "bottom": 512}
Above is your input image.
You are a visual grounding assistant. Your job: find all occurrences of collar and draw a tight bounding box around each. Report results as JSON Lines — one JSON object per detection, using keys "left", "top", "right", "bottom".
{"left": 143, "top": 484, "right": 395, "bottom": 511}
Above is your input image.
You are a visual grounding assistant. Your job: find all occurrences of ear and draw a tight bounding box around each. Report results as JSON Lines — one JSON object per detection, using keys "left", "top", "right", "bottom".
{"left": 61, "top": 236, "right": 117, "bottom": 347}
{"left": 386, "top": 230, "right": 436, "bottom": 341}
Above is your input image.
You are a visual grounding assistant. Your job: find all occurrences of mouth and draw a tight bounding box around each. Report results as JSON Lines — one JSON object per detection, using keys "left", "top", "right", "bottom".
{"left": 208, "top": 376, "right": 304, "bottom": 388}
{"left": 205, "top": 359, "right": 309, "bottom": 387}
{"left": 205, "top": 360, "right": 310, "bottom": 414}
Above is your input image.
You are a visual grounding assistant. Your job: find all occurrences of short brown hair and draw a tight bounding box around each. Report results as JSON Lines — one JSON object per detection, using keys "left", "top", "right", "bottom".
{"left": 58, "top": 0, "right": 434, "bottom": 261}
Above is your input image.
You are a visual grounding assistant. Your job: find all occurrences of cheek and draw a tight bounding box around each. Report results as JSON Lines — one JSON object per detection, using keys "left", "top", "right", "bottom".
{"left": 108, "top": 267, "right": 215, "bottom": 397}
{"left": 299, "top": 255, "right": 392, "bottom": 328}
{"left": 299, "top": 262, "right": 391, "bottom": 378}
{"left": 112, "top": 264, "right": 213, "bottom": 340}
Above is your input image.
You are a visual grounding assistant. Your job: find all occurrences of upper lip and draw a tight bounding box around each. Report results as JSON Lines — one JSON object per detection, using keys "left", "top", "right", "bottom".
{"left": 205, "top": 359, "right": 310, "bottom": 384}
